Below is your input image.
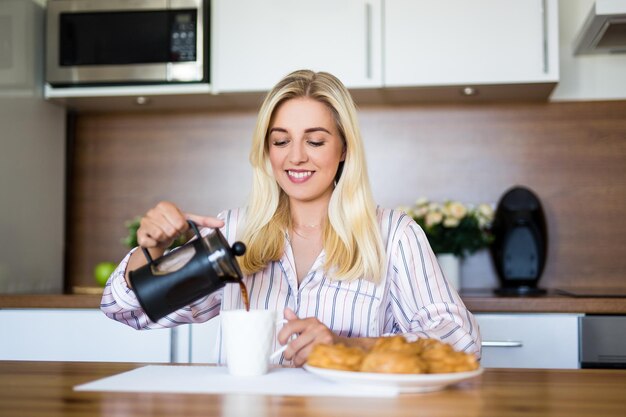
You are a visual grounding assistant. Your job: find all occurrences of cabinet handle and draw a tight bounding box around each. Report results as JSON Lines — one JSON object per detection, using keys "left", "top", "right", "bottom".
{"left": 541, "top": 0, "right": 548, "bottom": 73}
{"left": 482, "top": 341, "right": 523, "bottom": 348}
{"left": 365, "top": 2, "right": 372, "bottom": 79}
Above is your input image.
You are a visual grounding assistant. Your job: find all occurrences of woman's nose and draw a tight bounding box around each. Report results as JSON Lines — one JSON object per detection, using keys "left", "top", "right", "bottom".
{"left": 288, "top": 142, "right": 308, "bottom": 163}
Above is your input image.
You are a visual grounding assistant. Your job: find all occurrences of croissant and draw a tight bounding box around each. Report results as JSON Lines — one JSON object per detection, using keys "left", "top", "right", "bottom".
{"left": 307, "top": 336, "right": 479, "bottom": 374}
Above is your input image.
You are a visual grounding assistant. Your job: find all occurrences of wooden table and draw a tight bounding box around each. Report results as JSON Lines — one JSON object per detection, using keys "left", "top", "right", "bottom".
{"left": 1, "top": 361, "right": 625, "bottom": 417}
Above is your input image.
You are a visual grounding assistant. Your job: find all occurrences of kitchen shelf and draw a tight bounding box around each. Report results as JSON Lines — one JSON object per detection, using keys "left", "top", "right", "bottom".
{"left": 44, "top": 83, "right": 212, "bottom": 98}
{"left": 43, "top": 83, "right": 265, "bottom": 112}
{"left": 2, "top": 292, "right": 625, "bottom": 314}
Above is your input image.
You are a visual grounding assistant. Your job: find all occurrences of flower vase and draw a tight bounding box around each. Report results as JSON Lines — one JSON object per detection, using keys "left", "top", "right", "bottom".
{"left": 437, "top": 253, "right": 461, "bottom": 290}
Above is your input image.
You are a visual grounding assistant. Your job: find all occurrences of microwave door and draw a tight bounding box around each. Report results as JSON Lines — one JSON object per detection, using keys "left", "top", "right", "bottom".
{"left": 46, "top": 0, "right": 205, "bottom": 85}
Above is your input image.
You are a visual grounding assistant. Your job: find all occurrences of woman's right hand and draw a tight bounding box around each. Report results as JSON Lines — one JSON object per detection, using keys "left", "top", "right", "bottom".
{"left": 136, "top": 201, "right": 225, "bottom": 250}
{"left": 125, "top": 201, "right": 225, "bottom": 286}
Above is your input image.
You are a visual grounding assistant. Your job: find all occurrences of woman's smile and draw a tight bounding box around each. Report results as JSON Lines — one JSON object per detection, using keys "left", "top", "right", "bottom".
{"left": 287, "top": 169, "right": 314, "bottom": 183}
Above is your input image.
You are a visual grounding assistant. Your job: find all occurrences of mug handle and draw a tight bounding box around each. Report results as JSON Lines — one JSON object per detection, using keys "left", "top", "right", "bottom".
{"left": 269, "top": 318, "right": 294, "bottom": 361}
{"left": 140, "top": 220, "right": 202, "bottom": 264}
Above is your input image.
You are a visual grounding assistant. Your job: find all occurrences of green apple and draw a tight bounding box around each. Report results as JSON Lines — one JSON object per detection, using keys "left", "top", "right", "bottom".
{"left": 94, "top": 261, "right": 117, "bottom": 287}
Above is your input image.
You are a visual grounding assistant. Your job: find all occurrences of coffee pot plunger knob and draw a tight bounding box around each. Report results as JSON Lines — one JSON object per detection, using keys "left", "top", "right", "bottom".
{"left": 231, "top": 241, "right": 246, "bottom": 257}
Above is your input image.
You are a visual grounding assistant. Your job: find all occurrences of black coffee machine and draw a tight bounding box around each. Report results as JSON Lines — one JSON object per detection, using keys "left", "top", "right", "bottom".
{"left": 490, "top": 186, "right": 548, "bottom": 296}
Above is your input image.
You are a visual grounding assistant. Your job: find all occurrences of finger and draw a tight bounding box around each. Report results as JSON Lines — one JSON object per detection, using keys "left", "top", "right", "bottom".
{"left": 281, "top": 321, "right": 326, "bottom": 361}
{"left": 277, "top": 318, "right": 309, "bottom": 345}
{"left": 293, "top": 344, "right": 316, "bottom": 367}
{"left": 155, "top": 202, "right": 189, "bottom": 234}
{"left": 143, "top": 205, "right": 182, "bottom": 239}
{"left": 283, "top": 328, "right": 316, "bottom": 359}
{"left": 139, "top": 217, "right": 174, "bottom": 246}
{"left": 152, "top": 211, "right": 184, "bottom": 240}
{"left": 136, "top": 228, "right": 159, "bottom": 248}
{"left": 289, "top": 320, "right": 336, "bottom": 354}
{"left": 186, "top": 213, "right": 225, "bottom": 229}
{"left": 291, "top": 326, "right": 336, "bottom": 366}
{"left": 283, "top": 307, "right": 298, "bottom": 321}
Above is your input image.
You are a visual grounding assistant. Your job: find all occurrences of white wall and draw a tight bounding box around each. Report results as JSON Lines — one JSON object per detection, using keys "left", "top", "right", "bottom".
{"left": 0, "top": 97, "right": 66, "bottom": 293}
{"left": 551, "top": 0, "right": 626, "bottom": 101}
{"left": 0, "top": 0, "right": 65, "bottom": 293}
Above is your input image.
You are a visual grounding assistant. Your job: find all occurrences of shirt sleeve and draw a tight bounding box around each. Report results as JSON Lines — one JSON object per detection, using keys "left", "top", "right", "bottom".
{"left": 99, "top": 210, "right": 238, "bottom": 330}
{"left": 386, "top": 217, "right": 482, "bottom": 359}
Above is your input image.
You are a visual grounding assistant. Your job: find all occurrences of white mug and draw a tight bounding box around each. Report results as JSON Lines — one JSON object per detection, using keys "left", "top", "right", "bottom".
{"left": 221, "top": 309, "right": 289, "bottom": 376}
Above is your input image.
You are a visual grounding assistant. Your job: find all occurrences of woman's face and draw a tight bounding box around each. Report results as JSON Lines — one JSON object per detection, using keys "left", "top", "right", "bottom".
{"left": 268, "top": 97, "right": 345, "bottom": 206}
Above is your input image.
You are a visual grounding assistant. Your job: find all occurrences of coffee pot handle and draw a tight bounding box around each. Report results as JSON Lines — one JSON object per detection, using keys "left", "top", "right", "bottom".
{"left": 140, "top": 220, "right": 202, "bottom": 265}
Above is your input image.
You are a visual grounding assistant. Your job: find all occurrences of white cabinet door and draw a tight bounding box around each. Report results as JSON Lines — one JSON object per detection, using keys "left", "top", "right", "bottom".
{"left": 0, "top": 309, "right": 171, "bottom": 362}
{"left": 0, "top": 0, "right": 43, "bottom": 94}
{"left": 384, "top": 0, "right": 559, "bottom": 87}
{"left": 188, "top": 317, "right": 221, "bottom": 363}
{"left": 212, "top": 0, "right": 382, "bottom": 92}
{"left": 476, "top": 313, "right": 581, "bottom": 369}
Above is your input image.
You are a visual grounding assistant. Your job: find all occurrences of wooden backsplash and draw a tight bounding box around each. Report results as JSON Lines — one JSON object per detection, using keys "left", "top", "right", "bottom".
{"left": 68, "top": 100, "right": 626, "bottom": 291}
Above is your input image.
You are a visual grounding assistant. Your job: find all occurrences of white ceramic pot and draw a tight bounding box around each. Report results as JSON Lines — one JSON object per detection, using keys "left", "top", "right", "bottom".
{"left": 436, "top": 253, "right": 461, "bottom": 291}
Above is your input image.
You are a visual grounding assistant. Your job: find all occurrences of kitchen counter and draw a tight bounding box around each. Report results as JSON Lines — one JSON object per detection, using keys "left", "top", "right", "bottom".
{"left": 1, "top": 290, "right": 626, "bottom": 313}
{"left": 1, "top": 361, "right": 625, "bottom": 417}
{"left": 461, "top": 290, "right": 626, "bottom": 314}
{"left": 0, "top": 293, "right": 103, "bottom": 309}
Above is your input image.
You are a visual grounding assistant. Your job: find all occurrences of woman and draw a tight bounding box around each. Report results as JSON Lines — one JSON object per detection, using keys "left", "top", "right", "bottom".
{"left": 102, "top": 70, "right": 481, "bottom": 366}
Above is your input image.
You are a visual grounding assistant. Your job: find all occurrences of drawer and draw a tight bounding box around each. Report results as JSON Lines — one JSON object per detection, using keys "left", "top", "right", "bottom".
{"left": 476, "top": 313, "right": 581, "bottom": 369}
{"left": 0, "top": 309, "right": 172, "bottom": 362}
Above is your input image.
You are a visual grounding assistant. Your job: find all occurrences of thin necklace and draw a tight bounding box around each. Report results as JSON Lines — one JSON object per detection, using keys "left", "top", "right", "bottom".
{"left": 291, "top": 223, "right": 322, "bottom": 240}
{"left": 293, "top": 223, "right": 322, "bottom": 229}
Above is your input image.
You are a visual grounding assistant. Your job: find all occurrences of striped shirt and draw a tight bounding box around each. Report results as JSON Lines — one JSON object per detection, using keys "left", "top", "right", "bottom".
{"left": 101, "top": 207, "right": 481, "bottom": 364}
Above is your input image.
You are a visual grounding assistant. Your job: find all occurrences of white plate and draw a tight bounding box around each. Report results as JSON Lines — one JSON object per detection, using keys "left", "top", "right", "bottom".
{"left": 303, "top": 364, "right": 483, "bottom": 394}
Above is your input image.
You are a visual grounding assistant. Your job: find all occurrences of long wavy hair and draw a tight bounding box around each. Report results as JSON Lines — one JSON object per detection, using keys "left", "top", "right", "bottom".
{"left": 238, "top": 70, "right": 384, "bottom": 283}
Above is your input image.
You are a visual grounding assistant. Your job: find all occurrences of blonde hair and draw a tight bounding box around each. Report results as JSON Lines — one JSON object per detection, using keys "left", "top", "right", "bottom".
{"left": 239, "top": 70, "right": 385, "bottom": 283}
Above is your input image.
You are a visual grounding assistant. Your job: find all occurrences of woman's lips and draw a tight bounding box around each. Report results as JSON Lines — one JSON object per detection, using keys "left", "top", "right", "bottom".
{"left": 286, "top": 170, "right": 313, "bottom": 183}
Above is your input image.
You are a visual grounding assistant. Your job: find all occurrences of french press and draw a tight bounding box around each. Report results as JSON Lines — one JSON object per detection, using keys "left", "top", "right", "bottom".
{"left": 129, "top": 221, "right": 246, "bottom": 322}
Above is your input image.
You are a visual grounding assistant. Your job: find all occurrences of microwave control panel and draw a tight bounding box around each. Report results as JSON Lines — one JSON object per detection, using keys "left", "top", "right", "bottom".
{"left": 170, "top": 11, "right": 197, "bottom": 62}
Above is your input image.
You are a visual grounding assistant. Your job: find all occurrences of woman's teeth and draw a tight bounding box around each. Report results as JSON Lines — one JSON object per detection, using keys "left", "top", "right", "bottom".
{"left": 288, "top": 171, "right": 312, "bottom": 179}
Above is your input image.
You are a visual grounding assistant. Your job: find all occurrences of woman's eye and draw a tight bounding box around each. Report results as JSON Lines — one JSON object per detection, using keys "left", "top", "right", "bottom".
{"left": 308, "top": 140, "right": 325, "bottom": 147}
{"left": 272, "top": 139, "right": 289, "bottom": 147}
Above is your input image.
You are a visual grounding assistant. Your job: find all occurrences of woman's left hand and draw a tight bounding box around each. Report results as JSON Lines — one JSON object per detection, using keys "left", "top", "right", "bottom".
{"left": 277, "top": 308, "right": 338, "bottom": 367}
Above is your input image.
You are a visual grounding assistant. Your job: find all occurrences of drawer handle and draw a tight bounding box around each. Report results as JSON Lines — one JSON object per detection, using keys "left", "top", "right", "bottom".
{"left": 482, "top": 341, "right": 523, "bottom": 348}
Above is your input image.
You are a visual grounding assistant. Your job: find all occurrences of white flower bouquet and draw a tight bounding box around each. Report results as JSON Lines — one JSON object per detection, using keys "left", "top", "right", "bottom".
{"left": 400, "top": 198, "right": 495, "bottom": 258}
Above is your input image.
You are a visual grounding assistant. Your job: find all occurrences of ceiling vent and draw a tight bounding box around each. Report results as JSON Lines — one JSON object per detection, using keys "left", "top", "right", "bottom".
{"left": 574, "top": 0, "right": 626, "bottom": 55}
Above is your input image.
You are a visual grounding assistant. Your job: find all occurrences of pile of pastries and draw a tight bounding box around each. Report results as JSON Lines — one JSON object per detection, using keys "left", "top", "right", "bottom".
{"left": 307, "top": 336, "right": 479, "bottom": 374}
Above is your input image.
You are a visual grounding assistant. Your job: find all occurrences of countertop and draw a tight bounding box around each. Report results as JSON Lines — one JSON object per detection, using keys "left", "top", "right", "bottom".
{"left": 1, "top": 289, "right": 626, "bottom": 313}
{"left": 1, "top": 361, "right": 625, "bottom": 417}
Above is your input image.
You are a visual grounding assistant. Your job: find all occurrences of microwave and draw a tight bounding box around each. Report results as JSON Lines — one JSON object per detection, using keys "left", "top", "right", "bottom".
{"left": 46, "top": 0, "right": 208, "bottom": 86}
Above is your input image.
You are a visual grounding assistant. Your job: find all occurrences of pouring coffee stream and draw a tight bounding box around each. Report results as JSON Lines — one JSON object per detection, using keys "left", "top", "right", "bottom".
{"left": 129, "top": 220, "right": 248, "bottom": 322}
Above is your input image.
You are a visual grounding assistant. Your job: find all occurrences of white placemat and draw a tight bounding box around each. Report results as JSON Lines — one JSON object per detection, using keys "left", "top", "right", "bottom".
{"left": 74, "top": 365, "right": 399, "bottom": 397}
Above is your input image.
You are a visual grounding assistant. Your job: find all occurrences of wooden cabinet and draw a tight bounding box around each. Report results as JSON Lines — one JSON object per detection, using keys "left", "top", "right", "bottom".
{"left": 384, "top": 0, "right": 559, "bottom": 88}
{"left": 0, "top": 309, "right": 172, "bottom": 362}
{"left": 211, "top": 0, "right": 382, "bottom": 92}
{"left": 476, "top": 313, "right": 581, "bottom": 369}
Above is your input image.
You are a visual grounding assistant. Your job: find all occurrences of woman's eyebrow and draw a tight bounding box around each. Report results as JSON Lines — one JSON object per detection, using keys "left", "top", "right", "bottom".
{"left": 269, "top": 127, "right": 331, "bottom": 134}
{"left": 304, "top": 127, "right": 331, "bottom": 134}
